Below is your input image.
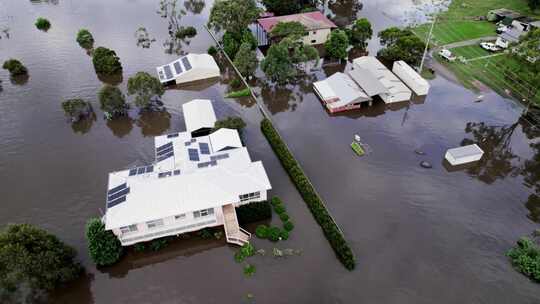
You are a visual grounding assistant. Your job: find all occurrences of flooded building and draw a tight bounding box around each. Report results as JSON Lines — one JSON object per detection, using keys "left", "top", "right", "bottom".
{"left": 392, "top": 61, "right": 430, "bottom": 96}
{"left": 254, "top": 11, "right": 337, "bottom": 46}
{"left": 313, "top": 72, "right": 371, "bottom": 113}
{"left": 103, "top": 100, "right": 272, "bottom": 247}
{"left": 156, "top": 54, "right": 220, "bottom": 85}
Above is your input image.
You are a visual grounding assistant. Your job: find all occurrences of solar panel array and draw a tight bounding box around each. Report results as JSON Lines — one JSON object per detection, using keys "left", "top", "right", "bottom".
{"left": 158, "top": 171, "right": 172, "bottom": 179}
{"left": 181, "top": 57, "right": 192, "bottom": 70}
{"left": 156, "top": 142, "right": 174, "bottom": 162}
{"left": 184, "top": 141, "right": 191, "bottom": 146}
{"left": 164, "top": 65, "right": 173, "bottom": 79}
{"left": 107, "top": 183, "right": 129, "bottom": 208}
{"left": 188, "top": 148, "right": 200, "bottom": 161}
{"left": 210, "top": 153, "right": 229, "bottom": 161}
{"left": 197, "top": 160, "right": 218, "bottom": 168}
{"left": 167, "top": 133, "right": 179, "bottom": 138}
{"left": 174, "top": 169, "right": 181, "bottom": 175}
{"left": 173, "top": 61, "right": 183, "bottom": 74}
{"left": 199, "top": 142, "right": 210, "bottom": 154}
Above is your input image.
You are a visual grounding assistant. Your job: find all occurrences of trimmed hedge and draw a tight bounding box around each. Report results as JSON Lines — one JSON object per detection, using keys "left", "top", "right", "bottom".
{"left": 261, "top": 118, "right": 355, "bottom": 270}
{"left": 236, "top": 201, "right": 272, "bottom": 225}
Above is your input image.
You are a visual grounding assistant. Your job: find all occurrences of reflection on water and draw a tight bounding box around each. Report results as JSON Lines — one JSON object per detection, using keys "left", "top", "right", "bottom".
{"left": 71, "top": 113, "right": 97, "bottom": 135}
{"left": 96, "top": 73, "right": 123, "bottom": 86}
{"left": 159, "top": 0, "right": 196, "bottom": 55}
{"left": 29, "top": 0, "right": 59, "bottom": 5}
{"left": 135, "top": 27, "right": 156, "bottom": 49}
{"left": 49, "top": 272, "right": 95, "bottom": 304}
{"left": 183, "top": 0, "right": 205, "bottom": 15}
{"left": 326, "top": 0, "right": 363, "bottom": 27}
{"left": 10, "top": 74, "right": 29, "bottom": 86}
{"left": 526, "top": 194, "right": 540, "bottom": 223}
{"left": 106, "top": 116, "right": 134, "bottom": 138}
{"left": 135, "top": 110, "right": 172, "bottom": 137}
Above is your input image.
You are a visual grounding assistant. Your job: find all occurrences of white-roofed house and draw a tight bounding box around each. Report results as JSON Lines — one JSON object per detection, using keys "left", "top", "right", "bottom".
{"left": 313, "top": 72, "right": 372, "bottom": 113}
{"left": 103, "top": 100, "right": 272, "bottom": 247}
{"left": 156, "top": 53, "right": 220, "bottom": 85}
{"left": 182, "top": 99, "right": 217, "bottom": 136}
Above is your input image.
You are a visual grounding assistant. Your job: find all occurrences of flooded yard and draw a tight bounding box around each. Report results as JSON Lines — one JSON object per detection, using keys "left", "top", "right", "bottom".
{"left": 0, "top": 0, "right": 539, "bottom": 303}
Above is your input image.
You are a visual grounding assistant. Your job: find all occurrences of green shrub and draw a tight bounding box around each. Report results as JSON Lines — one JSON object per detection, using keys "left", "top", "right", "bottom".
{"left": 279, "top": 212, "right": 289, "bottom": 222}
{"left": 61, "top": 98, "right": 93, "bottom": 122}
{"left": 235, "top": 243, "right": 255, "bottom": 263}
{"left": 150, "top": 238, "right": 169, "bottom": 251}
{"left": 260, "top": 118, "right": 355, "bottom": 270}
{"left": 243, "top": 264, "right": 256, "bottom": 277}
{"left": 92, "top": 46, "right": 122, "bottom": 75}
{"left": 76, "top": 29, "right": 94, "bottom": 49}
{"left": 270, "top": 196, "right": 283, "bottom": 208}
{"left": 283, "top": 221, "right": 294, "bottom": 232}
{"left": 230, "top": 78, "right": 241, "bottom": 88}
{"left": 2, "top": 59, "right": 28, "bottom": 76}
{"left": 98, "top": 85, "right": 127, "bottom": 118}
{"left": 85, "top": 218, "right": 123, "bottom": 266}
{"left": 279, "top": 230, "right": 289, "bottom": 240}
{"left": 274, "top": 204, "right": 286, "bottom": 215}
{"left": 255, "top": 225, "right": 269, "bottom": 239}
{"left": 213, "top": 116, "right": 247, "bottom": 131}
{"left": 134, "top": 243, "right": 146, "bottom": 252}
{"left": 198, "top": 228, "right": 214, "bottom": 239}
{"left": 225, "top": 88, "right": 251, "bottom": 98}
{"left": 507, "top": 237, "right": 540, "bottom": 281}
{"left": 35, "top": 17, "right": 51, "bottom": 31}
{"left": 222, "top": 30, "right": 256, "bottom": 60}
{"left": 268, "top": 226, "right": 281, "bottom": 242}
{"left": 236, "top": 201, "right": 272, "bottom": 225}
{"left": 0, "top": 224, "right": 82, "bottom": 298}
{"left": 207, "top": 45, "right": 218, "bottom": 55}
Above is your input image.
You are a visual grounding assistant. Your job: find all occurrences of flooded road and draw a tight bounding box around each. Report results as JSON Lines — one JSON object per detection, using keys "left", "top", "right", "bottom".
{"left": 1, "top": 0, "right": 539, "bottom": 303}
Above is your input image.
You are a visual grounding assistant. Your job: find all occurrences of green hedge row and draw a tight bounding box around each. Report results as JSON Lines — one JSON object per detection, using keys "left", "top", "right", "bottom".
{"left": 260, "top": 118, "right": 355, "bottom": 270}
{"left": 236, "top": 201, "right": 272, "bottom": 225}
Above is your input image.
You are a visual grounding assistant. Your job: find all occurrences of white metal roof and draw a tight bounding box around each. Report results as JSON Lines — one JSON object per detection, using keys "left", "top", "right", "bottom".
{"left": 209, "top": 128, "right": 243, "bottom": 152}
{"left": 156, "top": 53, "right": 220, "bottom": 83}
{"left": 182, "top": 99, "right": 217, "bottom": 133}
{"left": 352, "top": 56, "right": 411, "bottom": 98}
{"left": 313, "top": 72, "right": 371, "bottom": 108}
{"left": 348, "top": 68, "right": 388, "bottom": 97}
{"left": 447, "top": 144, "right": 484, "bottom": 159}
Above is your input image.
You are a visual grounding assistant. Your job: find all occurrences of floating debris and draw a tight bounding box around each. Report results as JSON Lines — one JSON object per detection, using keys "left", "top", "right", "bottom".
{"left": 420, "top": 161, "right": 433, "bottom": 168}
{"left": 135, "top": 27, "right": 156, "bottom": 48}
{"left": 272, "top": 248, "right": 283, "bottom": 257}
{"left": 415, "top": 149, "right": 426, "bottom": 155}
{"left": 256, "top": 248, "right": 266, "bottom": 256}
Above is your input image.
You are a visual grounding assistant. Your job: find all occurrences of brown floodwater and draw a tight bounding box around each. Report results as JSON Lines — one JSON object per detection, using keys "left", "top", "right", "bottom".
{"left": 1, "top": 0, "right": 539, "bottom": 303}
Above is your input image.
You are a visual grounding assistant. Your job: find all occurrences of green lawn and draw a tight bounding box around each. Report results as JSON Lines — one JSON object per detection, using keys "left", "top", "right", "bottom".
{"left": 414, "top": 0, "right": 540, "bottom": 45}
{"left": 450, "top": 45, "right": 491, "bottom": 59}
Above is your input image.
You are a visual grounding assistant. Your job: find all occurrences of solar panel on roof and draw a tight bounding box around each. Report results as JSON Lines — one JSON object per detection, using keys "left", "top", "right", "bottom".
{"left": 173, "top": 169, "right": 181, "bottom": 175}
{"left": 164, "top": 65, "right": 173, "bottom": 79}
{"left": 146, "top": 165, "right": 154, "bottom": 173}
{"left": 157, "top": 142, "right": 173, "bottom": 153}
{"left": 190, "top": 138, "right": 196, "bottom": 143}
{"left": 167, "top": 133, "right": 179, "bottom": 138}
{"left": 158, "top": 171, "right": 172, "bottom": 178}
{"left": 137, "top": 167, "right": 146, "bottom": 174}
{"left": 108, "top": 183, "right": 127, "bottom": 195}
{"left": 181, "top": 57, "right": 192, "bottom": 70}
{"left": 129, "top": 169, "right": 137, "bottom": 176}
{"left": 199, "top": 142, "right": 210, "bottom": 154}
{"left": 157, "top": 145, "right": 174, "bottom": 156}
{"left": 108, "top": 187, "right": 130, "bottom": 202}
{"left": 173, "top": 61, "right": 183, "bottom": 74}
{"left": 211, "top": 153, "right": 229, "bottom": 161}
{"left": 107, "top": 196, "right": 126, "bottom": 208}
{"left": 188, "top": 148, "right": 200, "bottom": 161}
{"left": 157, "top": 151, "right": 174, "bottom": 162}
{"left": 184, "top": 141, "right": 191, "bottom": 146}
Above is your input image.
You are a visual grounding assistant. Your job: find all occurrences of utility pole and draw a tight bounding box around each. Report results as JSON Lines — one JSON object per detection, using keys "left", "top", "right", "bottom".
{"left": 419, "top": 15, "right": 437, "bottom": 73}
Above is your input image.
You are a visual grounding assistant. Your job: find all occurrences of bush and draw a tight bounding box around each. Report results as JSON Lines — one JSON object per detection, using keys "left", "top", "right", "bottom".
{"left": 279, "top": 230, "right": 289, "bottom": 240}
{"left": 507, "top": 237, "right": 540, "bottom": 281}
{"left": 283, "top": 221, "right": 294, "bottom": 232}
{"left": 198, "top": 228, "right": 214, "bottom": 239}
{"left": 207, "top": 45, "right": 218, "bottom": 55}
{"left": 225, "top": 88, "right": 251, "bottom": 98}
{"left": 175, "top": 26, "right": 197, "bottom": 39}
{"left": 230, "top": 78, "right": 242, "bottom": 88}
{"left": 61, "top": 98, "right": 93, "bottom": 122}
{"left": 255, "top": 225, "right": 269, "bottom": 239}
{"left": 134, "top": 243, "right": 146, "bottom": 252}
{"left": 267, "top": 226, "right": 281, "bottom": 242}
{"left": 98, "top": 85, "right": 127, "bottom": 118}
{"left": 279, "top": 212, "right": 289, "bottom": 222}
{"left": 260, "top": 118, "right": 355, "bottom": 270}
{"left": 35, "top": 17, "right": 51, "bottom": 31}
{"left": 85, "top": 218, "right": 123, "bottom": 266}
{"left": 214, "top": 116, "right": 247, "bottom": 132}
{"left": 76, "top": 29, "right": 94, "bottom": 49}
{"left": 150, "top": 238, "right": 169, "bottom": 251}
{"left": 274, "top": 203, "right": 286, "bottom": 215}
{"left": 92, "top": 46, "right": 122, "bottom": 75}
{"left": 271, "top": 196, "right": 282, "bottom": 207}
{"left": 234, "top": 243, "right": 255, "bottom": 263}
{"left": 0, "top": 224, "right": 82, "bottom": 299}
{"left": 243, "top": 264, "right": 256, "bottom": 277}
{"left": 2, "top": 59, "right": 28, "bottom": 76}
{"left": 236, "top": 201, "right": 272, "bottom": 224}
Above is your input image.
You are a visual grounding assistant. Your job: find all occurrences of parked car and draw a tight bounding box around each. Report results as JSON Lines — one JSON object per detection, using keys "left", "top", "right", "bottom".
{"left": 438, "top": 49, "right": 456, "bottom": 62}
{"left": 480, "top": 42, "right": 501, "bottom": 52}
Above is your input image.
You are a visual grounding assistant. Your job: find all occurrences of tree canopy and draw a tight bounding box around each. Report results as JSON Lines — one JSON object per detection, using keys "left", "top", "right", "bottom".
{"left": 2, "top": 59, "right": 28, "bottom": 76}
{"left": 35, "top": 17, "right": 51, "bottom": 31}
{"left": 377, "top": 27, "right": 425, "bottom": 66}
{"left": 234, "top": 42, "right": 258, "bottom": 77}
{"left": 85, "top": 218, "right": 123, "bottom": 266}
{"left": 348, "top": 18, "right": 372, "bottom": 50}
{"left": 92, "top": 47, "right": 123, "bottom": 75}
{"left": 127, "top": 72, "right": 165, "bottom": 110}
{"left": 61, "top": 98, "right": 94, "bottom": 122}
{"left": 270, "top": 21, "right": 307, "bottom": 39}
{"left": 325, "top": 29, "right": 349, "bottom": 60}
{"left": 0, "top": 224, "right": 82, "bottom": 301}
{"left": 528, "top": 0, "right": 540, "bottom": 11}
{"left": 76, "top": 29, "right": 94, "bottom": 49}
{"left": 262, "top": 0, "right": 302, "bottom": 16}
{"left": 222, "top": 30, "right": 257, "bottom": 60}
{"left": 208, "top": 0, "right": 261, "bottom": 35}
{"left": 261, "top": 43, "right": 297, "bottom": 85}
{"left": 98, "top": 85, "right": 127, "bottom": 118}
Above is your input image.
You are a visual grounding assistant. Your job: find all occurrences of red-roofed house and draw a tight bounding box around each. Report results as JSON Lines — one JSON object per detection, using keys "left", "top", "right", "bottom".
{"left": 254, "top": 11, "right": 337, "bottom": 46}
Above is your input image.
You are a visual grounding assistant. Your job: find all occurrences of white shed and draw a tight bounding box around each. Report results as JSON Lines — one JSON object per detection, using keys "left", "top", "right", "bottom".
{"left": 445, "top": 144, "right": 484, "bottom": 166}
{"left": 312, "top": 72, "right": 371, "bottom": 113}
{"left": 156, "top": 54, "right": 220, "bottom": 85}
{"left": 392, "top": 61, "right": 430, "bottom": 96}
{"left": 182, "top": 99, "right": 217, "bottom": 136}
{"left": 209, "top": 128, "right": 243, "bottom": 152}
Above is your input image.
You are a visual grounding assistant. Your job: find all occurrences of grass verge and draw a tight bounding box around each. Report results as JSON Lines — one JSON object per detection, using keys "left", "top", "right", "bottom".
{"left": 260, "top": 118, "right": 355, "bottom": 270}
{"left": 225, "top": 88, "right": 251, "bottom": 98}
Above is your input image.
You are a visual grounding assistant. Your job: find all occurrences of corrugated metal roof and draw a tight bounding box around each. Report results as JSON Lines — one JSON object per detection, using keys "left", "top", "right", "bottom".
{"left": 348, "top": 68, "right": 388, "bottom": 97}
{"left": 257, "top": 11, "right": 336, "bottom": 33}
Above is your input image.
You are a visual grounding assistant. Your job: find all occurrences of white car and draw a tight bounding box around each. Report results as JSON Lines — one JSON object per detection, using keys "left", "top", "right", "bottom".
{"left": 439, "top": 49, "right": 456, "bottom": 61}
{"left": 480, "top": 42, "right": 500, "bottom": 52}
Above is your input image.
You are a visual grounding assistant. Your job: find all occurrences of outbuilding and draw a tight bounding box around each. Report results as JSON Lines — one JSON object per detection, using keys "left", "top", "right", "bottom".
{"left": 182, "top": 99, "right": 217, "bottom": 137}
{"left": 445, "top": 144, "right": 484, "bottom": 166}
{"left": 156, "top": 53, "right": 220, "bottom": 85}
{"left": 392, "top": 61, "right": 430, "bottom": 96}
{"left": 313, "top": 72, "right": 371, "bottom": 113}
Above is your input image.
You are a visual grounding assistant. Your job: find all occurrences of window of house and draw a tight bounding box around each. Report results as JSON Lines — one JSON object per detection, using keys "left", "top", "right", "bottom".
{"left": 311, "top": 40, "right": 316, "bottom": 43}
{"left": 175, "top": 213, "right": 186, "bottom": 220}
{"left": 239, "top": 191, "right": 261, "bottom": 202}
{"left": 193, "top": 208, "right": 214, "bottom": 218}
{"left": 312, "top": 31, "right": 316, "bottom": 35}
{"left": 146, "top": 219, "right": 164, "bottom": 229}
{"left": 120, "top": 224, "right": 138, "bottom": 234}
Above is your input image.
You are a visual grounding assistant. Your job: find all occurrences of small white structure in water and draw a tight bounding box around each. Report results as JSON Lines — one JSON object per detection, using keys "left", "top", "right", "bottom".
{"left": 182, "top": 99, "right": 217, "bottom": 136}
{"left": 392, "top": 61, "right": 430, "bottom": 96}
{"left": 313, "top": 72, "right": 371, "bottom": 113}
{"left": 156, "top": 53, "right": 220, "bottom": 85}
{"left": 445, "top": 144, "right": 484, "bottom": 166}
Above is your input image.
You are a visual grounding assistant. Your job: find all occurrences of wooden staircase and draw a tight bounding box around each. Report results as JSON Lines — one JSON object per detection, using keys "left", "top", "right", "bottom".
{"left": 222, "top": 204, "right": 250, "bottom": 246}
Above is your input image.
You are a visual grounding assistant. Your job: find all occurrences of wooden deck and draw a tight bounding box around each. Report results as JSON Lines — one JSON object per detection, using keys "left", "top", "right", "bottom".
{"left": 222, "top": 204, "right": 250, "bottom": 246}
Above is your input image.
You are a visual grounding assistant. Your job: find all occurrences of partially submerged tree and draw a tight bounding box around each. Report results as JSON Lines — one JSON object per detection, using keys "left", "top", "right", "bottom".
{"left": 127, "top": 72, "right": 165, "bottom": 111}
{"left": 270, "top": 21, "right": 307, "bottom": 40}
{"left": 348, "top": 18, "right": 372, "bottom": 50}
{"left": 85, "top": 218, "right": 123, "bottom": 266}
{"left": 377, "top": 27, "right": 425, "bottom": 66}
{"left": 222, "top": 30, "right": 257, "bottom": 60}
{"left": 76, "top": 29, "right": 94, "bottom": 49}
{"left": 214, "top": 116, "right": 247, "bottom": 131}
{"left": 325, "top": 29, "right": 349, "bottom": 60}
{"left": 234, "top": 42, "right": 258, "bottom": 77}
{"left": 35, "top": 17, "right": 51, "bottom": 31}
{"left": 2, "top": 59, "right": 28, "bottom": 76}
{"left": 61, "top": 98, "right": 94, "bottom": 122}
{"left": 262, "top": 0, "right": 303, "bottom": 16}
{"left": 92, "top": 47, "right": 123, "bottom": 75}
{"left": 208, "top": 0, "right": 261, "bottom": 35}
{"left": 0, "top": 224, "right": 82, "bottom": 301}
{"left": 98, "top": 85, "right": 127, "bottom": 119}
{"left": 261, "top": 43, "right": 296, "bottom": 85}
